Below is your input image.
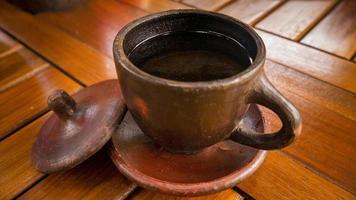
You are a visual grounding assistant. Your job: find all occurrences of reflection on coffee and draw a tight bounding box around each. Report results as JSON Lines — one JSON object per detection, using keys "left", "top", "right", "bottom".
{"left": 129, "top": 31, "right": 253, "bottom": 82}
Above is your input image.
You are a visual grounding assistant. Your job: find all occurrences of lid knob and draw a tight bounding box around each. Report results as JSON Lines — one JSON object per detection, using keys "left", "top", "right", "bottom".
{"left": 32, "top": 80, "right": 124, "bottom": 173}
{"left": 48, "top": 89, "right": 76, "bottom": 119}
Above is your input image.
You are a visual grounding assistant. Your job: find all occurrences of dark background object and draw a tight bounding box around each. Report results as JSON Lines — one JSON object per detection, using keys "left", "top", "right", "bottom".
{"left": 8, "top": 0, "right": 86, "bottom": 13}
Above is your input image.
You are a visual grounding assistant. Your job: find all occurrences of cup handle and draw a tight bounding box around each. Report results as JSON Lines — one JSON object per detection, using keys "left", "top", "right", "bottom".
{"left": 230, "top": 74, "right": 302, "bottom": 150}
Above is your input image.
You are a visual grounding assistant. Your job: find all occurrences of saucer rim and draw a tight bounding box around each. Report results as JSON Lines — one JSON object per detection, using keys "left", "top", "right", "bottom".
{"left": 109, "top": 104, "right": 267, "bottom": 196}
{"left": 109, "top": 144, "right": 266, "bottom": 196}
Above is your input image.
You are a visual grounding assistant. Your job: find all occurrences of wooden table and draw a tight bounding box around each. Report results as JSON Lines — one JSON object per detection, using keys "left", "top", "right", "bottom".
{"left": 0, "top": 0, "right": 355, "bottom": 199}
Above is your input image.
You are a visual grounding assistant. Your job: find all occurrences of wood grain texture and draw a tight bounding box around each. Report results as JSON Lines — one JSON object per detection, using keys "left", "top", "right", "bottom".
{"left": 218, "top": 0, "right": 284, "bottom": 25}
{"left": 0, "top": 1, "right": 116, "bottom": 85}
{"left": 18, "top": 150, "right": 136, "bottom": 200}
{"left": 0, "top": 48, "right": 48, "bottom": 92}
{"left": 301, "top": 0, "right": 356, "bottom": 59}
{"left": 0, "top": 30, "right": 19, "bottom": 54}
{"left": 265, "top": 61, "right": 356, "bottom": 193}
{"left": 182, "top": 0, "right": 232, "bottom": 11}
{"left": 37, "top": 0, "right": 147, "bottom": 58}
{"left": 0, "top": 1, "right": 354, "bottom": 199}
{"left": 257, "top": 30, "right": 356, "bottom": 93}
{"left": 265, "top": 60, "right": 356, "bottom": 121}
{"left": 0, "top": 114, "right": 47, "bottom": 200}
{"left": 0, "top": 67, "right": 81, "bottom": 139}
{"left": 121, "top": 0, "right": 191, "bottom": 13}
{"left": 132, "top": 189, "right": 243, "bottom": 200}
{"left": 282, "top": 96, "right": 356, "bottom": 193}
{"left": 256, "top": 0, "right": 338, "bottom": 41}
{"left": 238, "top": 152, "right": 354, "bottom": 200}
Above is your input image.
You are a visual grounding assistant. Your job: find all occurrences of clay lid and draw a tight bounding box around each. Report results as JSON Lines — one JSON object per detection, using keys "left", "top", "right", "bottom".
{"left": 32, "top": 80, "right": 125, "bottom": 173}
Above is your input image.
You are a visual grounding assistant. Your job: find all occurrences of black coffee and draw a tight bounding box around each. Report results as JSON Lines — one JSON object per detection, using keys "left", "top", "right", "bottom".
{"left": 129, "top": 31, "right": 252, "bottom": 82}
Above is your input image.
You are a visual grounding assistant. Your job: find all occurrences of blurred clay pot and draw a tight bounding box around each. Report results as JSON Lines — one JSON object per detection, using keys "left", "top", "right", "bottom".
{"left": 9, "top": 0, "right": 87, "bottom": 13}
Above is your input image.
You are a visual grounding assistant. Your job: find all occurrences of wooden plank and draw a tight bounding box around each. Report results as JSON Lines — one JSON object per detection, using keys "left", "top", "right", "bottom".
{"left": 0, "top": 1, "right": 117, "bottom": 85}
{"left": 238, "top": 152, "right": 354, "bottom": 200}
{"left": 36, "top": 0, "right": 147, "bottom": 58}
{"left": 256, "top": 0, "right": 338, "bottom": 41}
{"left": 132, "top": 189, "right": 243, "bottom": 200}
{"left": 0, "top": 48, "right": 48, "bottom": 92}
{"left": 121, "top": 0, "right": 191, "bottom": 13}
{"left": 18, "top": 150, "right": 136, "bottom": 200}
{"left": 0, "top": 67, "right": 81, "bottom": 139}
{"left": 262, "top": 64, "right": 356, "bottom": 192}
{"left": 283, "top": 98, "right": 356, "bottom": 193}
{"left": 257, "top": 30, "right": 356, "bottom": 93}
{"left": 265, "top": 60, "right": 356, "bottom": 121}
{"left": 218, "top": 0, "right": 284, "bottom": 25}
{"left": 182, "top": 0, "right": 232, "bottom": 11}
{"left": 301, "top": 0, "right": 356, "bottom": 59}
{"left": 0, "top": 114, "right": 48, "bottom": 200}
{"left": 0, "top": 30, "right": 19, "bottom": 55}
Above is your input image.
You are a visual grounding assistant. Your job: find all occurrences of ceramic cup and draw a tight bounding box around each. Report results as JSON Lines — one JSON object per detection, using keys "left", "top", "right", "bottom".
{"left": 113, "top": 10, "right": 301, "bottom": 153}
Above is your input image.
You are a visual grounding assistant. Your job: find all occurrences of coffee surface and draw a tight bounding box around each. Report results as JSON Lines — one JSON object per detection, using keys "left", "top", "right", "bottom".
{"left": 129, "top": 31, "right": 252, "bottom": 82}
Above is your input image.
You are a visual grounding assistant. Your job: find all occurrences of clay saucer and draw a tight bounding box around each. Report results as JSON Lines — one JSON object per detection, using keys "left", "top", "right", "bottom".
{"left": 109, "top": 104, "right": 266, "bottom": 196}
{"left": 32, "top": 80, "right": 125, "bottom": 173}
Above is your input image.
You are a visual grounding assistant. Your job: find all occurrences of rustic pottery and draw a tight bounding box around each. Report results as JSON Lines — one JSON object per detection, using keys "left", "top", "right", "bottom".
{"left": 32, "top": 80, "right": 125, "bottom": 173}
{"left": 31, "top": 9, "right": 301, "bottom": 196}
{"left": 110, "top": 105, "right": 267, "bottom": 196}
{"left": 113, "top": 9, "right": 302, "bottom": 154}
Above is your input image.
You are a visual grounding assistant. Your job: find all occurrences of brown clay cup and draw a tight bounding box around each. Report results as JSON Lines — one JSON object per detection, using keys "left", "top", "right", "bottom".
{"left": 113, "top": 10, "right": 301, "bottom": 153}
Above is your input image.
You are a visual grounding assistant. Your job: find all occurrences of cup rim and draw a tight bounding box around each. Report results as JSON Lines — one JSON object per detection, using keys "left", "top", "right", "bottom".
{"left": 113, "top": 9, "right": 266, "bottom": 89}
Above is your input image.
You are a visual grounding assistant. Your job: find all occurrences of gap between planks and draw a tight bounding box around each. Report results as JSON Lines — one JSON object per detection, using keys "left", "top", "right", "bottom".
{"left": 232, "top": 186, "right": 255, "bottom": 200}
{"left": 248, "top": 0, "right": 286, "bottom": 26}
{"left": 0, "top": 108, "right": 48, "bottom": 143}
{"left": 0, "top": 27, "right": 87, "bottom": 87}
{"left": 211, "top": 0, "right": 238, "bottom": 12}
{"left": 117, "top": 183, "right": 138, "bottom": 200}
{"left": 0, "top": 63, "right": 49, "bottom": 93}
{"left": 351, "top": 52, "right": 356, "bottom": 62}
{"left": 12, "top": 175, "right": 49, "bottom": 200}
{"left": 280, "top": 150, "right": 355, "bottom": 195}
{"left": 257, "top": 28, "right": 356, "bottom": 66}
{"left": 0, "top": 43, "right": 22, "bottom": 59}
{"left": 123, "top": 186, "right": 142, "bottom": 200}
{"left": 266, "top": 57, "right": 355, "bottom": 97}
{"left": 294, "top": 0, "right": 341, "bottom": 42}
